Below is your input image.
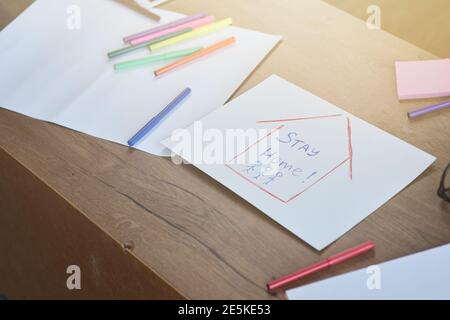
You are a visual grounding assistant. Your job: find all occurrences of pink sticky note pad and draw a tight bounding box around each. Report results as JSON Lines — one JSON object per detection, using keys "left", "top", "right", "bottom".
{"left": 395, "top": 59, "right": 450, "bottom": 100}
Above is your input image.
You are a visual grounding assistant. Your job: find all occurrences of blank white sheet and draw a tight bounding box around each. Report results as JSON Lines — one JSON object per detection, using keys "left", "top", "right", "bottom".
{"left": 287, "top": 244, "right": 450, "bottom": 300}
{"left": 0, "top": 0, "right": 281, "bottom": 156}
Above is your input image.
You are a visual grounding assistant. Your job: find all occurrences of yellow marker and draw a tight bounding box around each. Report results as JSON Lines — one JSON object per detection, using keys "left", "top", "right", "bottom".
{"left": 149, "top": 18, "right": 233, "bottom": 51}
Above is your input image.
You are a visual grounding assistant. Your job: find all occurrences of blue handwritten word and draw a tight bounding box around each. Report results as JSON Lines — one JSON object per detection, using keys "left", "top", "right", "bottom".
{"left": 242, "top": 161, "right": 284, "bottom": 185}
{"left": 277, "top": 132, "right": 320, "bottom": 157}
{"left": 240, "top": 148, "right": 318, "bottom": 186}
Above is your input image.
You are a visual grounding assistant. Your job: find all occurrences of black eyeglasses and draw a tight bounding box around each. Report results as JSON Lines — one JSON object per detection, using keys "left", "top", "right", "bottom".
{"left": 438, "top": 164, "right": 450, "bottom": 203}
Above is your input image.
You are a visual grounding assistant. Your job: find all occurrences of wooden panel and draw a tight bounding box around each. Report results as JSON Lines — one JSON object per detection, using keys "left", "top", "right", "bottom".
{"left": 0, "top": 147, "right": 183, "bottom": 300}
{"left": 0, "top": 0, "right": 449, "bottom": 299}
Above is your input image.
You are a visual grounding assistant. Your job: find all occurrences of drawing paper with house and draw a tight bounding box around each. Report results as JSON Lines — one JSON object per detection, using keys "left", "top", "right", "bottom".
{"left": 162, "top": 75, "right": 436, "bottom": 250}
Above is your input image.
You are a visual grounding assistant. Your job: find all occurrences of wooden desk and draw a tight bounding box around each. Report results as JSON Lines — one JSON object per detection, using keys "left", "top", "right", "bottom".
{"left": 325, "top": 0, "right": 450, "bottom": 58}
{"left": 0, "top": 0, "right": 449, "bottom": 299}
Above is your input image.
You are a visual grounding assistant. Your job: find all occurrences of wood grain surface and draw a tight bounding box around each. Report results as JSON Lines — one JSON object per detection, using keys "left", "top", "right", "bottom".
{"left": 0, "top": 0, "right": 449, "bottom": 299}
{"left": 0, "top": 147, "right": 184, "bottom": 299}
{"left": 324, "top": 0, "right": 450, "bottom": 57}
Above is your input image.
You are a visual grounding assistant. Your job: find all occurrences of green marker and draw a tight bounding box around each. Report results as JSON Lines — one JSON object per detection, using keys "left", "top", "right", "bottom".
{"left": 114, "top": 47, "right": 202, "bottom": 71}
{"left": 107, "top": 28, "right": 192, "bottom": 59}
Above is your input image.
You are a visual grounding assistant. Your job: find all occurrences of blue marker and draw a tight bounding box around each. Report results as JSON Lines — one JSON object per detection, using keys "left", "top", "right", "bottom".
{"left": 128, "top": 88, "right": 191, "bottom": 147}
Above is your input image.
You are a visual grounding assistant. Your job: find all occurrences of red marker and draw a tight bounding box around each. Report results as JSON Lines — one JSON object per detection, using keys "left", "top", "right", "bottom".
{"left": 267, "top": 241, "right": 375, "bottom": 292}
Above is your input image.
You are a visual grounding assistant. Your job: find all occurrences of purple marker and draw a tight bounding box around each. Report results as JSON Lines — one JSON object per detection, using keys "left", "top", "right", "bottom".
{"left": 408, "top": 99, "right": 450, "bottom": 118}
{"left": 123, "top": 13, "right": 207, "bottom": 43}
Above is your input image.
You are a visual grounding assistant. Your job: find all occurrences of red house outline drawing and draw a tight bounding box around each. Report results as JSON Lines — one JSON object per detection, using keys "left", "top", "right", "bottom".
{"left": 225, "top": 114, "right": 353, "bottom": 203}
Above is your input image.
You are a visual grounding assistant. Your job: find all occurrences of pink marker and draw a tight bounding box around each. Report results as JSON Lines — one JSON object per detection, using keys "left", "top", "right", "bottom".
{"left": 267, "top": 241, "right": 376, "bottom": 292}
{"left": 123, "top": 12, "right": 207, "bottom": 43}
{"left": 130, "top": 15, "right": 216, "bottom": 46}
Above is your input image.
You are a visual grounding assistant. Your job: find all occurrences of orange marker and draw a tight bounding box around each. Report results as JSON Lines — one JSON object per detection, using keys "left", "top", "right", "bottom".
{"left": 154, "top": 37, "right": 236, "bottom": 77}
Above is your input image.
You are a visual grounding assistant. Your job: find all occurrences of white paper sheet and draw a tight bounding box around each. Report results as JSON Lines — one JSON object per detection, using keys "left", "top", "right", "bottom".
{"left": 0, "top": 0, "right": 281, "bottom": 156}
{"left": 287, "top": 244, "right": 450, "bottom": 300}
{"left": 162, "top": 75, "right": 436, "bottom": 250}
{"left": 135, "top": 0, "right": 170, "bottom": 8}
